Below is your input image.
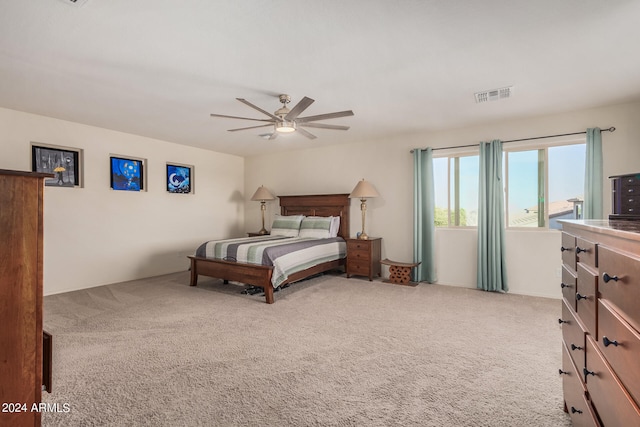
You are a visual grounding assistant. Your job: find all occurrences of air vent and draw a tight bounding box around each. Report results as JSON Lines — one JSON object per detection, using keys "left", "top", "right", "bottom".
{"left": 475, "top": 86, "right": 513, "bottom": 103}
{"left": 58, "top": 0, "right": 90, "bottom": 6}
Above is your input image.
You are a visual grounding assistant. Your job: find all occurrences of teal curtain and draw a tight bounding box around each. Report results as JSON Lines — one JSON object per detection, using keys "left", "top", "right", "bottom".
{"left": 584, "top": 128, "right": 603, "bottom": 219}
{"left": 477, "top": 140, "right": 508, "bottom": 292}
{"left": 413, "top": 148, "right": 437, "bottom": 283}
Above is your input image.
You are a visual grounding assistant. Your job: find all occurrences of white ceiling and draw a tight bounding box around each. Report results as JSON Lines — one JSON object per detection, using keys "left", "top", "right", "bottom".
{"left": 1, "top": 0, "right": 640, "bottom": 157}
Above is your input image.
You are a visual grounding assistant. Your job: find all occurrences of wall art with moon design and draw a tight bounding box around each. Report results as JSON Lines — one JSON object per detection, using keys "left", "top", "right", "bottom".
{"left": 166, "top": 163, "right": 193, "bottom": 194}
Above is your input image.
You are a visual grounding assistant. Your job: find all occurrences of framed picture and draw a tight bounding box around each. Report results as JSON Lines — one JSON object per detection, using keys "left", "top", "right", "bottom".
{"left": 110, "top": 156, "right": 144, "bottom": 191}
{"left": 31, "top": 143, "right": 82, "bottom": 187}
{"left": 166, "top": 163, "right": 193, "bottom": 194}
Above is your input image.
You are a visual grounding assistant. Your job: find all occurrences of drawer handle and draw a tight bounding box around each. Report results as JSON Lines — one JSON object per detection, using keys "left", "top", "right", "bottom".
{"left": 570, "top": 343, "right": 583, "bottom": 351}
{"left": 558, "top": 369, "right": 569, "bottom": 375}
{"left": 576, "top": 293, "right": 588, "bottom": 301}
{"left": 560, "top": 282, "right": 573, "bottom": 289}
{"left": 560, "top": 246, "right": 573, "bottom": 252}
{"left": 558, "top": 318, "right": 568, "bottom": 324}
{"left": 602, "top": 272, "right": 619, "bottom": 283}
{"left": 602, "top": 336, "right": 620, "bottom": 347}
{"left": 583, "top": 368, "right": 596, "bottom": 378}
{"left": 575, "top": 246, "right": 589, "bottom": 254}
{"left": 570, "top": 407, "right": 583, "bottom": 414}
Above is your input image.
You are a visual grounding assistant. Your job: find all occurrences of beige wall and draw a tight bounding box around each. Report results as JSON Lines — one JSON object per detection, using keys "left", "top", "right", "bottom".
{"left": 3, "top": 100, "right": 638, "bottom": 298}
{"left": 245, "top": 100, "right": 640, "bottom": 299}
{"left": 0, "top": 108, "right": 245, "bottom": 295}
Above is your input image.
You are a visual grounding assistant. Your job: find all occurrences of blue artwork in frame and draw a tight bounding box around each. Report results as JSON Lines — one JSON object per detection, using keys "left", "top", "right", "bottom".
{"left": 110, "top": 156, "right": 143, "bottom": 191}
{"left": 166, "top": 164, "right": 191, "bottom": 194}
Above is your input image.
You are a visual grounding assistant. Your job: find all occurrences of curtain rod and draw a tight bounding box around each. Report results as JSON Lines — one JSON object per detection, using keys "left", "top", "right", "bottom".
{"left": 409, "top": 127, "right": 615, "bottom": 153}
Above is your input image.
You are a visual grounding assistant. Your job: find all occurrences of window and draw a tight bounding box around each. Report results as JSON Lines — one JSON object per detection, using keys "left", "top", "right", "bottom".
{"left": 432, "top": 139, "right": 585, "bottom": 229}
{"left": 505, "top": 141, "right": 585, "bottom": 229}
{"left": 433, "top": 154, "right": 479, "bottom": 227}
{"left": 505, "top": 149, "right": 544, "bottom": 227}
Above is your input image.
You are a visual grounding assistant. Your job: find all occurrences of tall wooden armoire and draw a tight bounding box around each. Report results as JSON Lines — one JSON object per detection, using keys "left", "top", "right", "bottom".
{"left": 0, "top": 169, "right": 52, "bottom": 427}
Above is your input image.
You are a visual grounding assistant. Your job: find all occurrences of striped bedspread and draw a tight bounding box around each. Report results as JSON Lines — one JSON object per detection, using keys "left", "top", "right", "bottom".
{"left": 194, "top": 235, "right": 346, "bottom": 288}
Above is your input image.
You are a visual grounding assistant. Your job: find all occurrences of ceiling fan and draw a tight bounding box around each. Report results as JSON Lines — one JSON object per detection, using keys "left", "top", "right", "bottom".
{"left": 210, "top": 94, "right": 354, "bottom": 140}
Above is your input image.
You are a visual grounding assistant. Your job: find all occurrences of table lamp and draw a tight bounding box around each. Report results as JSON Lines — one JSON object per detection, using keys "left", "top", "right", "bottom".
{"left": 349, "top": 179, "right": 379, "bottom": 240}
{"left": 251, "top": 185, "right": 276, "bottom": 235}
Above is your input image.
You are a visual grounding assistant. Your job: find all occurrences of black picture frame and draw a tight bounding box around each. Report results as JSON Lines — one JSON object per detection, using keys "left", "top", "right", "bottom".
{"left": 110, "top": 156, "right": 144, "bottom": 191}
{"left": 166, "top": 163, "right": 193, "bottom": 194}
{"left": 31, "top": 144, "right": 81, "bottom": 187}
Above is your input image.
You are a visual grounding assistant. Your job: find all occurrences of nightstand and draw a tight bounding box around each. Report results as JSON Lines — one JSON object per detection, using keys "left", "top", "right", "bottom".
{"left": 247, "top": 232, "right": 269, "bottom": 237}
{"left": 346, "top": 237, "right": 382, "bottom": 281}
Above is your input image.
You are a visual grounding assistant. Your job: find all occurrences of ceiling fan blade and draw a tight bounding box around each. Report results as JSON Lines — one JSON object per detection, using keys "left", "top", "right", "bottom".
{"left": 228, "top": 124, "right": 274, "bottom": 132}
{"left": 268, "top": 132, "right": 278, "bottom": 140}
{"left": 284, "top": 96, "right": 314, "bottom": 121}
{"left": 299, "top": 123, "right": 350, "bottom": 131}
{"left": 210, "top": 113, "right": 273, "bottom": 122}
{"left": 236, "top": 98, "right": 282, "bottom": 121}
{"left": 296, "top": 127, "right": 317, "bottom": 140}
{"left": 296, "top": 110, "right": 354, "bottom": 123}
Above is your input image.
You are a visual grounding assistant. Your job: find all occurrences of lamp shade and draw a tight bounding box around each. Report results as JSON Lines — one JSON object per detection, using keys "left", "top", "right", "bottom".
{"left": 349, "top": 179, "right": 379, "bottom": 199}
{"left": 251, "top": 185, "right": 276, "bottom": 201}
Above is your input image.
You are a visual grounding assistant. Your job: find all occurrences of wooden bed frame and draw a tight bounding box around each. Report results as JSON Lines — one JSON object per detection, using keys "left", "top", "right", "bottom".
{"left": 188, "top": 193, "right": 350, "bottom": 304}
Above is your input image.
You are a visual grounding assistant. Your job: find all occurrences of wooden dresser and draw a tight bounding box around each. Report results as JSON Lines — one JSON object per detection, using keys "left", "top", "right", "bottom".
{"left": 0, "top": 170, "right": 52, "bottom": 427}
{"left": 559, "top": 220, "right": 640, "bottom": 426}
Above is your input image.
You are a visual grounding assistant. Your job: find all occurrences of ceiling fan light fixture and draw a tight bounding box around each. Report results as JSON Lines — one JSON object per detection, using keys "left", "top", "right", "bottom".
{"left": 210, "top": 94, "right": 353, "bottom": 140}
{"left": 275, "top": 121, "right": 296, "bottom": 133}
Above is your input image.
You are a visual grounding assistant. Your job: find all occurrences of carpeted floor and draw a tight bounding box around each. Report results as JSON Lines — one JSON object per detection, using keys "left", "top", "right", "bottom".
{"left": 41, "top": 271, "right": 571, "bottom": 426}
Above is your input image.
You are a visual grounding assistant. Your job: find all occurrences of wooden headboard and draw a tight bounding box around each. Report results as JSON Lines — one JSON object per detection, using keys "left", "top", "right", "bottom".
{"left": 279, "top": 194, "right": 350, "bottom": 239}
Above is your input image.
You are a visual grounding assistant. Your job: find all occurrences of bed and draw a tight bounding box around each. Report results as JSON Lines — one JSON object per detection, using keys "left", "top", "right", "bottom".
{"left": 188, "top": 193, "right": 351, "bottom": 303}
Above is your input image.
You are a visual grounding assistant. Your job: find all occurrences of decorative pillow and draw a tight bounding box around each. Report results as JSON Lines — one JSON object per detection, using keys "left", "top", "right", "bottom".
{"left": 270, "top": 215, "right": 304, "bottom": 237}
{"left": 299, "top": 216, "right": 333, "bottom": 239}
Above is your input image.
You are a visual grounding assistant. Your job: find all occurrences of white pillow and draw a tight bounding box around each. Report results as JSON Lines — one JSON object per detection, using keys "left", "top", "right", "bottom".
{"left": 299, "top": 216, "right": 333, "bottom": 239}
{"left": 330, "top": 216, "right": 341, "bottom": 237}
{"left": 270, "top": 215, "right": 304, "bottom": 237}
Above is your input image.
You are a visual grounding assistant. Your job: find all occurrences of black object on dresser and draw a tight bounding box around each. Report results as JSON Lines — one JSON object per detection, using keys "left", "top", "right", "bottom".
{"left": 610, "top": 172, "right": 640, "bottom": 219}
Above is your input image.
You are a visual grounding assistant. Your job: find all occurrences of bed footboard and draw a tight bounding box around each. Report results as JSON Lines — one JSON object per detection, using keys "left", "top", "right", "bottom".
{"left": 189, "top": 256, "right": 276, "bottom": 303}
{"left": 188, "top": 256, "right": 345, "bottom": 304}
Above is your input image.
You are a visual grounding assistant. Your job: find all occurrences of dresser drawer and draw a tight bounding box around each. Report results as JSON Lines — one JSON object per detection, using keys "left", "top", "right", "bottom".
{"left": 597, "top": 299, "right": 640, "bottom": 408}
{"left": 576, "top": 263, "right": 598, "bottom": 338}
{"left": 562, "top": 232, "right": 577, "bottom": 270}
{"left": 621, "top": 196, "right": 640, "bottom": 206}
{"left": 348, "top": 247, "right": 372, "bottom": 259}
{"left": 576, "top": 237, "right": 598, "bottom": 269}
{"left": 347, "top": 259, "right": 370, "bottom": 272}
{"left": 620, "top": 174, "right": 640, "bottom": 187}
{"left": 562, "top": 299, "right": 586, "bottom": 373}
{"left": 585, "top": 336, "right": 640, "bottom": 426}
{"left": 562, "top": 265, "right": 577, "bottom": 311}
{"left": 561, "top": 342, "right": 599, "bottom": 426}
{"left": 347, "top": 240, "right": 372, "bottom": 252}
{"left": 598, "top": 244, "right": 640, "bottom": 332}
